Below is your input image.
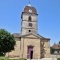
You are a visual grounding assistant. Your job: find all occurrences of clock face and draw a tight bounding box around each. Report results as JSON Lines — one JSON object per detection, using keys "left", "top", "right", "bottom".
{"left": 29, "top": 9, "right": 32, "bottom": 13}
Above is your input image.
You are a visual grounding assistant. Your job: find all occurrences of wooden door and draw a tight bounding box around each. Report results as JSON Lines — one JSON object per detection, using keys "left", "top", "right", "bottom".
{"left": 27, "top": 46, "right": 33, "bottom": 59}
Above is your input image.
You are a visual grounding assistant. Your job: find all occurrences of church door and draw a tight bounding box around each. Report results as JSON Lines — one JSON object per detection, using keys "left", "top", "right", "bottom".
{"left": 27, "top": 46, "right": 33, "bottom": 59}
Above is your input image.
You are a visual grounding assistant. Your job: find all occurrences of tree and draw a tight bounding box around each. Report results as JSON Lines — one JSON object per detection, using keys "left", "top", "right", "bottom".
{"left": 50, "top": 47, "right": 54, "bottom": 54}
{"left": 0, "top": 29, "right": 16, "bottom": 55}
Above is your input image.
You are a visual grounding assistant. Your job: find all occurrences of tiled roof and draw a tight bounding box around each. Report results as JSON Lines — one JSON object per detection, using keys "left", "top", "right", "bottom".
{"left": 52, "top": 43, "right": 60, "bottom": 49}
{"left": 12, "top": 33, "right": 20, "bottom": 38}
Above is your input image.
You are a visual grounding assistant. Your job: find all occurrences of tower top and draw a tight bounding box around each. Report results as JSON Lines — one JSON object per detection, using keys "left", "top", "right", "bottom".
{"left": 23, "top": 3, "right": 37, "bottom": 14}
{"left": 21, "top": 3, "right": 38, "bottom": 35}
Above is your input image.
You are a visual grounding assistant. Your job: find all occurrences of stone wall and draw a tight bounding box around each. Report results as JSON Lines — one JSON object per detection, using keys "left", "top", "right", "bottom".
{"left": 20, "top": 34, "right": 41, "bottom": 59}
{"left": 6, "top": 37, "right": 21, "bottom": 58}
{"left": 51, "top": 54, "right": 60, "bottom": 58}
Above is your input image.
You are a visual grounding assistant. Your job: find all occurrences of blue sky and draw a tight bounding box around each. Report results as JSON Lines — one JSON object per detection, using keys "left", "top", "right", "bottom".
{"left": 0, "top": 0, "right": 60, "bottom": 45}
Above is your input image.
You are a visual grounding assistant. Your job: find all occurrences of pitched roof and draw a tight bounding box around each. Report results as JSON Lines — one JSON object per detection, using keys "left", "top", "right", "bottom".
{"left": 52, "top": 43, "right": 60, "bottom": 49}
{"left": 12, "top": 32, "right": 50, "bottom": 40}
{"left": 12, "top": 33, "right": 20, "bottom": 38}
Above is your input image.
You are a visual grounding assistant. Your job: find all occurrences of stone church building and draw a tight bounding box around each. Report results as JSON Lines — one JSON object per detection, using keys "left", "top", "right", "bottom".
{"left": 7, "top": 4, "right": 50, "bottom": 59}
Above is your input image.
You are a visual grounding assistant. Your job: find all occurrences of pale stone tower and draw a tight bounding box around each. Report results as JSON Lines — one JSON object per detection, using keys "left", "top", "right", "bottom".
{"left": 21, "top": 3, "right": 38, "bottom": 35}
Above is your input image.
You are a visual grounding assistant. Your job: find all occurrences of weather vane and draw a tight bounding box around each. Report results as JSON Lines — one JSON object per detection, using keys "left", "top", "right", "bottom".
{"left": 29, "top": 0, "right": 30, "bottom": 4}
{"left": 28, "top": 0, "right": 31, "bottom": 6}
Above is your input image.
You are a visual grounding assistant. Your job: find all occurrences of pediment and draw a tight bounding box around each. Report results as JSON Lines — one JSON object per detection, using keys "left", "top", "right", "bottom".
{"left": 20, "top": 33, "right": 50, "bottom": 40}
{"left": 25, "top": 34, "right": 39, "bottom": 38}
{"left": 21, "top": 33, "right": 42, "bottom": 39}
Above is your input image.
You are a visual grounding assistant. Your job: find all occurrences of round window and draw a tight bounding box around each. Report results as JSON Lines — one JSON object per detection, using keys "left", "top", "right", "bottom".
{"left": 29, "top": 30, "right": 31, "bottom": 32}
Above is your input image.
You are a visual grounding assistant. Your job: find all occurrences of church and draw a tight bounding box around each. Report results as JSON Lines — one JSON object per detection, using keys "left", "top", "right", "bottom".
{"left": 7, "top": 3, "right": 50, "bottom": 59}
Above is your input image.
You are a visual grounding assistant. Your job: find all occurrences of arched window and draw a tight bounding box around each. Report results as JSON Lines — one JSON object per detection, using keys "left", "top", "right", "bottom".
{"left": 28, "top": 16, "right": 32, "bottom": 21}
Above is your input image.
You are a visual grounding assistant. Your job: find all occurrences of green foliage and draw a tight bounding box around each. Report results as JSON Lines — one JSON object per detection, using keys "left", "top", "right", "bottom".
{"left": 0, "top": 57, "right": 27, "bottom": 60}
{"left": 59, "top": 41, "right": 60, "bottom": 44}
{"left": 57, "top": 58, "right": 60, "bottom": 60}
{"left": 20, "top": 58, "right": 27, "bottom": 60}
{"left": 0, "top": 29, "right": 16, "bottom": 55}
{"left": 50, "top": 47, "right": 54, "bottom": 54}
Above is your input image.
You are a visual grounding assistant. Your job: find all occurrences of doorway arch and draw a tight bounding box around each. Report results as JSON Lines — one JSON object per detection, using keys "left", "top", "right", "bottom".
{"left": 27, "top": 45, "right": 34, "bottom": 59}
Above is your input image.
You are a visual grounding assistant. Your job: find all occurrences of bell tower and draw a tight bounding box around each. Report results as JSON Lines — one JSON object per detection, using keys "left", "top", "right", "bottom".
{"left": 21, "top": 3, "right": 38, "bottom": 35}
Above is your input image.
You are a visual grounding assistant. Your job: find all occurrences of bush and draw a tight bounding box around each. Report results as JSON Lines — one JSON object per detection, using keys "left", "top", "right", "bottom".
{"left": 20, "top": 58, "right": 27, "bottom": 60}
{"left": 57, "top": 58, "right": 60, "bottom": 60}
{"left": 50, "top": 47, "right": 54, "bottom": 54}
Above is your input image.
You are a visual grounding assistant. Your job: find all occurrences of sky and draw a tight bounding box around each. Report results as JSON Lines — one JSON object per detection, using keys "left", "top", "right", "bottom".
{"left": 0, "top": 0, "right": 60, "bottom": 46}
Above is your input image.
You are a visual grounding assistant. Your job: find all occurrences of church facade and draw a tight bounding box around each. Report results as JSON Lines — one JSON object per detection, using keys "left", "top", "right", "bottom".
{"left": 8, "top": 4, "right": 50, "bottom": 59}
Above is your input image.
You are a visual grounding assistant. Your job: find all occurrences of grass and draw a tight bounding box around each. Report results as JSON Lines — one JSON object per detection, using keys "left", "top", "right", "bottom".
{"left": 0, "top": 57, "right": 27, "bottom": 60}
